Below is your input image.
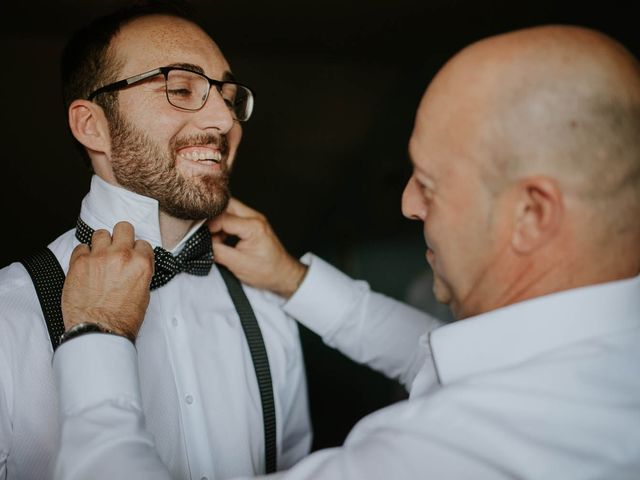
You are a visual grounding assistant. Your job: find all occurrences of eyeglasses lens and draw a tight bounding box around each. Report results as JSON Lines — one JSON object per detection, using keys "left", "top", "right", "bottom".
{"left": 166, "top": 70, "right": 253, "bottom": 121}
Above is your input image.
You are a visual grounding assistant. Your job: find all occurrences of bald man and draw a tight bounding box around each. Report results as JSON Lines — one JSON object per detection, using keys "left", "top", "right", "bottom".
{"left": 53, "top": 25, "right": 640, "bottom": 479}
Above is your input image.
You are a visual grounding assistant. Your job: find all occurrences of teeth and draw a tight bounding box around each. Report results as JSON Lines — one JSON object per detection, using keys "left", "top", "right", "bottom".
{"left": 179, "top": 148, "right": 222, "bottom": 163}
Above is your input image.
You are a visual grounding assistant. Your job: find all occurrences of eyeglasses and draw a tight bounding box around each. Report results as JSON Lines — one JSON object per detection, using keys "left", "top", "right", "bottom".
{"left": 87, "top": 66, "right": 255, "bottom": 121}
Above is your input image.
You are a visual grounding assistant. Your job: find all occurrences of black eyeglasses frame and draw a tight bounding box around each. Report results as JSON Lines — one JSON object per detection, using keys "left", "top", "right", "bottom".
{"left": 87, "top": 66, "right": 255, "bottom": 121}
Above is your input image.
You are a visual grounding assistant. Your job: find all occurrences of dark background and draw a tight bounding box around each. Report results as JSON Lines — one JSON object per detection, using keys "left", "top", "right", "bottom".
{"left": 1, "top": 0, "right": 637, "bottom": 450}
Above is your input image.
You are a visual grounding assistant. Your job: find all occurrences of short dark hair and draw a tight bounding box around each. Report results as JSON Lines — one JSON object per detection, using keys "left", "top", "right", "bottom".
{"left": 60, "top": 1, "right": 196, "bottom": 164}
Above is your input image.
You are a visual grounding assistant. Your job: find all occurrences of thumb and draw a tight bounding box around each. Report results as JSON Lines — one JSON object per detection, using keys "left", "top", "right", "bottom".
{"left": 213, "top": 242, "right": 245, "bottom": 271}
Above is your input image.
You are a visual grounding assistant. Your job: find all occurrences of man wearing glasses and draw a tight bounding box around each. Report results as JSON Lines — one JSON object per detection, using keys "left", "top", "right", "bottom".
{"left": 52, "top": 23, "right": 640, "bottom": 480}
{"left": 0, "top": 3, "right": 311, "bottom": 479}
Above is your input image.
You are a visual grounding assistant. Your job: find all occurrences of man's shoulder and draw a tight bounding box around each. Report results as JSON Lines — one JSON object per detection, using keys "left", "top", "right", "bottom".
{"left": 0, "top": 228, "right": 75, "bottom": 297}
{"left": 0, "top": 261, "right": 35, "bottom": 306}
{"left": 0, "top": 261, "right": 52, "bottom": 377}
{"left": 0, "top": 229, "right": 75, "bottom": 343}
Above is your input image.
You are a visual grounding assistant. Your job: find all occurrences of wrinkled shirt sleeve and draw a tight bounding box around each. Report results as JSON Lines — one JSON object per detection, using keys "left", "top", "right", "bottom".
{"left": 54, "top": 255, "right": 445, "bottom": 480}
{"left": 53, "top": 335, "right": 173, "bottom": 480}
{"left": 53, "top": 336, "right": 499, "bottom": 480}
{"left": 284, "top": 254, "right": 443, "bottom": 389}
{"left": 0, "top": 345, "right": 11, "bottom": 480}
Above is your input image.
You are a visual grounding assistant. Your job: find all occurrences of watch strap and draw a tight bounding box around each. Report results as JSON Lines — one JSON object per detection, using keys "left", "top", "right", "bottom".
{"left": 59, "top": 322, "right": 133, "bottom": 346}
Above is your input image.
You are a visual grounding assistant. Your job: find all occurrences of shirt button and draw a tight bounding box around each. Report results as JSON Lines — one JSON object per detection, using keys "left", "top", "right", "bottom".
{"left": 185, "top": 395, "right": 194, "bottom": 405}
{"left": 171, "top": 317, "right": 179, "bottom": 327}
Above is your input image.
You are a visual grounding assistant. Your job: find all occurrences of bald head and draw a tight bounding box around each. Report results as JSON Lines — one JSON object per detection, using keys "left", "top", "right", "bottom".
{"left": 422, "top": 24, "right": 640, "bottom": 242}
{"left": 405, "top": 26, "right": 640, "bottom": 315}
{"left": 478, "top": 27, "right": 638, "bottom": 188}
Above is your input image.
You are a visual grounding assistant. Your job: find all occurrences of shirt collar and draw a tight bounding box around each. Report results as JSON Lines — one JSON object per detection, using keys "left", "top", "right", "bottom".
{"left": 79, "top": 175, "right": 205, "bottom": 254}
{"left": 430, "top": 274, "right": 640, "bottom": 385}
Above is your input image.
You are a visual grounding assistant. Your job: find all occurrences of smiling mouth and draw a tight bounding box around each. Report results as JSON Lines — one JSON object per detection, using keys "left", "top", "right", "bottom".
{"left": 177, "top": 146, "right": 223, "bottom": 165}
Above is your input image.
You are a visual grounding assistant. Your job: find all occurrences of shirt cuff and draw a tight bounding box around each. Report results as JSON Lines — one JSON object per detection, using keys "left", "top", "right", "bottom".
{"left": 284, "top": 253, "right": 369, "bottom": 337}
{"left": 53, "top": 333, "right": 142, "bottom": 415}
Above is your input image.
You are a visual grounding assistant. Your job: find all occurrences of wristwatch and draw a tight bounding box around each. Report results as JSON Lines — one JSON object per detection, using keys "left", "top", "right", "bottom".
{"left": 58, "top": 322, "right": 133, "bottom": 346}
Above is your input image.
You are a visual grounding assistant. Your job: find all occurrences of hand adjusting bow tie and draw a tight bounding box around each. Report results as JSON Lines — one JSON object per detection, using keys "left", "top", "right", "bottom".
{"left": 75, "top": 218, "right": 214, "bottom": 290}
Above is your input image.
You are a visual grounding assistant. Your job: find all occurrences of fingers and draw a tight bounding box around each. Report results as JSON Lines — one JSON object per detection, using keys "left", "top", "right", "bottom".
{"left": 112, "top": 221, "right": 136, "bottom": 249}
{"left": 224, "top": 197, "right": 263, "bottom": 219}
{"left": 63, "top": 222, "right": 152, "bottom": 340}
{"left": 69, "top": 243, "right": 90, "bottom": 265}
{"left": 133, "top": 238, "right": 154, "bottom": 257}
{"left": 208, "top": 198, "right": 268, "bottom": 240}
{"left": 134, "top": 239, "right": 155, "bottom": 277}
{"left": 91, "top": 229, "right": 112, "bottom": 250}
{"left": 212, "top": 242, "right": 244, "bottom": 269}
{"left": 208, "top": 213, "right": 266, "bottom": 240}
{"left": 84, "top": 222, "right": 136, "bottom": 250}
{"left": 211, "top": 231, "right": 228, "bottom": 245}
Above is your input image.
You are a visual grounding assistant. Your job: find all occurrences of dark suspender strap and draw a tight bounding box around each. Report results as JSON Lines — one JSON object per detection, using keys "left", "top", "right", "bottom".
{"left": 20, "top": 248, "right": 66, "bottom": 351}
{"left": 218, "top": 265, "right": 277, "bottom": 474}
{"left": 20, "top": 246, "right": 277, "bottom": 472}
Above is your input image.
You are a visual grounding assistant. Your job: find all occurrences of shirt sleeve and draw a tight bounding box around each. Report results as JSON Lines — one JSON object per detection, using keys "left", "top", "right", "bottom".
{"left": 53, "top": 339, "right": 506, "bottom": 480}
{"left": 54, "top": 256, "right": 447, "bottom": 480}
{"left": 0, "top": 344, "right": 11, "bottom": 480}
{"left": 252, "top": 399, "right": 511, "bottom": 480}
{"left": 53, "top": 334, "right": 173, "bottom": 480}
{"left": 284, "top": 254, "right": 443, "bottom": 389}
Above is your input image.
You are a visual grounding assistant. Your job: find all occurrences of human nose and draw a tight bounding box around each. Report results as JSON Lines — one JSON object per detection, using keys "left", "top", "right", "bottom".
{"left": 401, "top": 176, "right": 427, "bottom": 221}
{"left": 194, "top": 87, "right": 235, "bottom": 134}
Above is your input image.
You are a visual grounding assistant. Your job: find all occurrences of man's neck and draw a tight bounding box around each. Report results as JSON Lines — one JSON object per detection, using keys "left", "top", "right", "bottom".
{"left": 158, "top": 211, "right": 201, "bottom": 250}
{"left": 473, "top": 248, "right": 639, "bottom": 318}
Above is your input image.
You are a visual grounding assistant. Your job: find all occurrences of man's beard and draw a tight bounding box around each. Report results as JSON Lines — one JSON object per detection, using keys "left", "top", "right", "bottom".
{"left": 109, "top": 110, "right": 230, "bottom": 220}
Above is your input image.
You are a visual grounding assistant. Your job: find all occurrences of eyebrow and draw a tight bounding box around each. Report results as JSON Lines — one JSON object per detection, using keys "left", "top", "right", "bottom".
{"left": 407, "top": 147, "right": 437, "bottom": 185}
{"left": 166, "top": 63, "right": 237, "bottom": 82}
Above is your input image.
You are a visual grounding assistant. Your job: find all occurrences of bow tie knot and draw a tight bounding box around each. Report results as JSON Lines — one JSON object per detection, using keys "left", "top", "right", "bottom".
{"left": 150, "top": 226, "right": 214, "bottom": 289}
{"left": 75, "top": 218, "right": 214, "bottom": 290}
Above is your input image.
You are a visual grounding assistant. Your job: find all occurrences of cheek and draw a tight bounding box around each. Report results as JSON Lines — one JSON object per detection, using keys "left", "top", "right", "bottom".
{"left": 226, "top": 124, "right": 243, "bottom": 166}
{"left": 432, "top": 200, "right": 481, "bottom": 263}
{"left": 229, "top": 123, "right": 242, "bottom": 147}
{"left": 124, "top": 98, "right": 184, "bottom": 142}
{"left": 455, "top": 204, "right": 499, "bottom": 280}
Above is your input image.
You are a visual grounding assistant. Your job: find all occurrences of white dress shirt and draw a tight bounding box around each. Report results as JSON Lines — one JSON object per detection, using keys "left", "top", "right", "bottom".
{"left": 53, "top": 253, "right": 640, "bottom": 479}
{"left": 0, "top": 175, "right": 311, "bottom": 480}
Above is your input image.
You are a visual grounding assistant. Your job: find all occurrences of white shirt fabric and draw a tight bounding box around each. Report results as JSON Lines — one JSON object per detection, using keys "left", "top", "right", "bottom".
{"left": 0, "top": 175, "right": 311, "bottom": 480}
{"left": 53, "top": 252, "right": 640, "bottom": 479}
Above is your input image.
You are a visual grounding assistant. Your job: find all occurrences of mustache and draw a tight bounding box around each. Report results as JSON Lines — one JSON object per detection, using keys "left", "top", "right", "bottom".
{"left": 172, "top": 133, "right": 229, "bottom": 156}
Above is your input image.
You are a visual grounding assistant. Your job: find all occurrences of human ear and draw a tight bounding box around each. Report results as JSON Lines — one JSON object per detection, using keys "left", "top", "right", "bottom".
{"left": 68, "top": 99, "right": 111, "bottom": 155}
{"left": 511, "top": 177, "right": 563, "bottom": 254}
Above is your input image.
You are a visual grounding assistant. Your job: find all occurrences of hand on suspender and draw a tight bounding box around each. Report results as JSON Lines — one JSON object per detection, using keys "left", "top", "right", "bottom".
{"left": 22, "top": 219, "right": 278, "bottom": 474}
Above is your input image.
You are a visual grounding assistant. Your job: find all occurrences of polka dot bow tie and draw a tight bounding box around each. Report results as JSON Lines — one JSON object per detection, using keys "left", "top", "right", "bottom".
{"left": 75, "top": 218, "right": 214, "bottom": 290}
